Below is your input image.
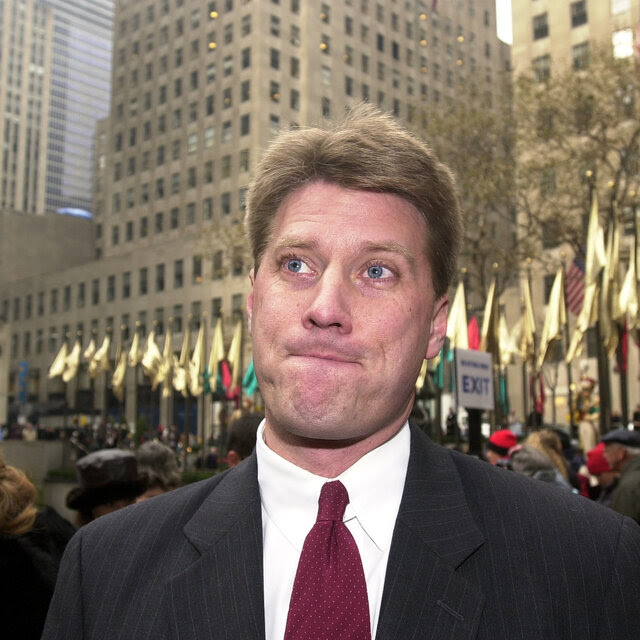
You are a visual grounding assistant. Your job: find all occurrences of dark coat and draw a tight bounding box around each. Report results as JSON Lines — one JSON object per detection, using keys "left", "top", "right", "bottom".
{"left": 43, "top": 425, "right": 640, "bottom": 639}
{"left": 0, "top": 506, "right": 75, "bottom": 640}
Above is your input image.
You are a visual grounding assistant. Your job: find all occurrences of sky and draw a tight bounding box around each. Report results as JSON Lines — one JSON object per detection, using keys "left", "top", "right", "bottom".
{"left": 496, "top": 0, "right": 513, "bottom": 44}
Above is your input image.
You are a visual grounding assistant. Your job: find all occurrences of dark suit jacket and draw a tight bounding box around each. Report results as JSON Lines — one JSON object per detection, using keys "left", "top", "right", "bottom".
{"left": 42, "top": 425, "right": 640, "bottom": 639}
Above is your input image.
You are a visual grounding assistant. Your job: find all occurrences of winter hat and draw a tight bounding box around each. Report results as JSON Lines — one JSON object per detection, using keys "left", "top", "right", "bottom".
{"left": 488, "top": 429, "right": 518, "bottom": 456}
{"left": 586, "top": 442, "right": 612, "bottom": 475}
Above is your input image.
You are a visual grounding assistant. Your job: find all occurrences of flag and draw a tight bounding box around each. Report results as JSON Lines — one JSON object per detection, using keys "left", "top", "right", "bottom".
{"left": 141, "top": 329, "right": 162, "bottom": 380}
{"left": 88, "top": 334, "right": 111, "bottom": 379}
{"left": 415, "top": 359, "right": 428, "bottom": 392}
{"left": 242, "top": 358, "right": 259, "bottom": 395}
{"left": 173, "top": 324, "right": 191, "bottom": 397}
{"left": 206, "top": 317, "right": 225, "bottom": 393}
{"left": 467, "top": 316, "right": 480, "bottom": 350}
{"left": 83, "top": 336, "right": 96, "bottom": 362}
{"left": 189, "top": 322, "right": 205, "bottom": 396}
{"left": 111, "top": 342, "right": 127, "bottom": 402}
{"left": 620, "top": 248, "right": 639, "bottom": 325}
{"left": 62, "top": 338, "right": 82, "bottom": 383}
{"left": 128, "top": 330, "right": 141, "bottom": 367}
{"left": 520, "top": 276, "right": 536, "bottom": 365}
{"left": 227, "top": 320, "right": 243, "bottom": 397}
{"left": 480, "top": 278, "right": 500, "bottom": 362}
{"left": 47, "top": 341, "right": 68, "bottom": 379}
{"left": 498, "top": 310, "right": 515, "bottom": 368}
{"left": 601, "top": 216, "right": 621, "bottom": 356}
{"left": 565, "top": 256, "right": 585, "bottom": 315}
{"left": 154, "top": 324, "right": 173, "bottom": 395}
{"left": 446, "top": 281, "right": 468, "bottom": 350}
{"left": 567, "top": 196, "right": 606, "bottom": 362}
{"left": 537, "top": 268, "right": 566, "bottom": 370}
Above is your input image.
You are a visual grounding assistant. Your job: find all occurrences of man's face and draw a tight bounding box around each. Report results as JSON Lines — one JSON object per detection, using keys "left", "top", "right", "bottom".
{"left": 604, "top": 443, "right": 626, "bottom": 472}
{"left": 247, "top": 181, "right": 447, "bottom": 456}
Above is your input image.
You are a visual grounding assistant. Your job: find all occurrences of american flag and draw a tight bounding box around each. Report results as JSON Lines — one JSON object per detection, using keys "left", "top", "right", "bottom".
{"left": 565, "top": 255, "right": 585, "bottom": 315}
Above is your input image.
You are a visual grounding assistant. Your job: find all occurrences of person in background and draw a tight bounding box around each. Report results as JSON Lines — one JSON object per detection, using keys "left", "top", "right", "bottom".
{"left": 485, "top": 428, "right": 517, "bottom": 466}
{"left": 0, "top": 452, "right": 75, "bottom": 640}
{"left": 586, "top": 442, "right": 619, "bottom": 508}
{"left": 136, "top": 441, "right": 181, "bottom": 501}
{"left": 602, "top": 428, "right": 640, "bottom": 524}
{"left": 226, "top": 412, "right": 264, "bottom": 467}
{"left": 65, "top": 449, "right": 147, "bottom": 526}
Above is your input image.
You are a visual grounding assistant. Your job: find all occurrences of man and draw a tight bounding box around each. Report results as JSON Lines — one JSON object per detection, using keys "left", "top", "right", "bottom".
{"left": 485, "top": 428, "right": 517, "bottom": 466}
{"left": 602, "top": 428, "right": 640, "bottom": 523}
{"left": 226, "top": 412, "right": 263, "bottom": 467}
{"left": 135, "top": 441, "right": 181, "bottom": 501}
{"left": 44, "top": 105, "right": 640, "bottom": 639}
{"left": 586, "top": 442, "right": 619, "bottom": 508}
{"left": 64, "top": 448, "right": 147, "bottom": 526}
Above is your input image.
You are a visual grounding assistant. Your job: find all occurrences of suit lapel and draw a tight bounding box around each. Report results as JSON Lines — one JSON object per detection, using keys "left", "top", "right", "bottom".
{"left": 165, "top": 455, "right": 266, "bottom": 640}
{"left": 376, "top": 427, "right": 486, "bottom": 640}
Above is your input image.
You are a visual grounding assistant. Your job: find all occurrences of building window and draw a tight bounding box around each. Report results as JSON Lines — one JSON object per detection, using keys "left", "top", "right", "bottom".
{"left": 203, "top": 197, "right": 214, "bottom": 220}
{"left": 212, "top": 251, "right": 224, "bottom": 279}
{"left": 139, "top": 267, "right": 148, "bottom": 295}
{"left": 63, "top": 286, "right": 71, "bottom": 311}
{"left": 156, "top": 264, "right": 165, "bottom": 292}
{"left": 186, "top": 202, "right": 196, "bottom": 225}
{"left": 612, "top": 29, "right": 634, "bottom": 59}
{"left": 76, "top": 285, "right": 84, "bottom": 309}
{"left": 270, "top": 48, "right": 280, "bottom": 69}
{"left": 122, "top": 272, "right": 131, "bottom": 298}
{"left": 193, "top": 255, "right": 203, "bottom": 283}
{"left": 107, "top": 275, "right": 116, "bottom": 302}
{"left": 533, "top": 13, "right": 548, "bottom": 40}
{"left": 570, "top": 1, "right": 587, "bottom": 28}
{"left": 572, "top": 42, "right": 590, "bottom": 70}
{"left": 50, "top": 289, "right": 58, "bottom": 314}
{"left": 170, "top": 207, "right": 180, "bottom": 229}
{"left": 92, "top": 279, "right": 100, "bottom": 305}
{"left": 140, "top": 216, "right": 148, "bottom": 237}
{"left": 533, "top": 54, "right": 551, "bottom": 82}
{"left": 221, "top": 192, "right": 231, "bottom": 215}
{"left": 174, "top": 260, "right": 184, "bottom": 288}
{"left": 154, "top": 308, "right": 164, "bottom": 335}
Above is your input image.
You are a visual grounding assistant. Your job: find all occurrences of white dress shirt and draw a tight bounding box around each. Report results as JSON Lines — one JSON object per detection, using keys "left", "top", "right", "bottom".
{"left": 257, "top": 421, "right": 410, "bottom": 640}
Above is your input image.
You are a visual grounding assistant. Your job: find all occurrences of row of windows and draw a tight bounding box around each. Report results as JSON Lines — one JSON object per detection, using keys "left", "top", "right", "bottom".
{"left": 533, "top": 2, "right": 587, "bottom": 42}
{"left": 1, "top": 254, "right": 246, "bottom": 324}
{"left": 8, "top": 294, "right": 246, "bottom": 360}
{"left": 106, "top": 189, "right": 247, "bottom": 245}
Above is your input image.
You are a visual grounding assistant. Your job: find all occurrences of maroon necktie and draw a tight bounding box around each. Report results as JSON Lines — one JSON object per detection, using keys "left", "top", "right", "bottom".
{"left": 284, "top": 480, "right": 371, "bottom": 640}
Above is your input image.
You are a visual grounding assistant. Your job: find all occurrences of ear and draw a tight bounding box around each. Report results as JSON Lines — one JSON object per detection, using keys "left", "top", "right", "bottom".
{"left": 246, "top": 269, "right": 255, "bottom": 334}
{"left": 227, "top": 451, "right": 241, "bottom": 468}
{"left": 425, "top": 294, "right": 449, "bottom": 360}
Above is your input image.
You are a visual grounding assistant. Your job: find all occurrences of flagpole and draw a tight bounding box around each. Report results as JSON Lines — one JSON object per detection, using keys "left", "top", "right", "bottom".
{"left": 589, "top": 172, "right": 611, "bottom": 435}
{"left": 561, "top": 258, "right": 577, "bottom": 437}
{"left": 612, "top": 197, "right": 629, "bottom": 426}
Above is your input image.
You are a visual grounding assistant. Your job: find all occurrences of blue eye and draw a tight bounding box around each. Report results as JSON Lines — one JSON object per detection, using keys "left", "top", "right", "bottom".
{"left": 285, "top": 258, "right": 304, "bottom": 273}
{"left": 367, "top": 265, "right": 386, "bottom": 279}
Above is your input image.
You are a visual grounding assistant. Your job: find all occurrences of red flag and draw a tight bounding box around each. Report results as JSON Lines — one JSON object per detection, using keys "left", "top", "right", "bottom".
{"left": 535, "top": 374, "right": 546, "bottom": 415}
{"left": 467, "top": 317, "right": 480, "bottom": 350}
{"left": 565, "top": 255, "right": 585, "bottom": 315}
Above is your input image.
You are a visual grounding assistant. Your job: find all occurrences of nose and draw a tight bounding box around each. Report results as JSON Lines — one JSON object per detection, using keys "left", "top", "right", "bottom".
{"left": 301, "top": 268, "right": 353, "bottom": 333}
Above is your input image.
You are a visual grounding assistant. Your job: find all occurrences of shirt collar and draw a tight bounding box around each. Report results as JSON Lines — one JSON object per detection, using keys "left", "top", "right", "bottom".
{"left": 257, "top": 420, "right": 410, "bottom": 553}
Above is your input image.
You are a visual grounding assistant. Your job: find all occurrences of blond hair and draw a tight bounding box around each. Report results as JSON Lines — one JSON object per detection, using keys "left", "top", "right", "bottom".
{"left": 0, "top": 453, "right": 38, "bottom": 535}
{"left": 245, "top": 103, "right": 463, "bottom": 299}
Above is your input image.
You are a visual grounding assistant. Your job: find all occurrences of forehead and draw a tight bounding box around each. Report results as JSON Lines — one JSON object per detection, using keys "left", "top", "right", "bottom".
{"left": 271, "top": 181, "right": 428, "bottom": 244}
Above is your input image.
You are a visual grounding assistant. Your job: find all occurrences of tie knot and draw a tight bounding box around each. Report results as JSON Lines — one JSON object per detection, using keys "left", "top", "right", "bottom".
{"left": 316, "top": 480, "right": 349, "bottom": 522}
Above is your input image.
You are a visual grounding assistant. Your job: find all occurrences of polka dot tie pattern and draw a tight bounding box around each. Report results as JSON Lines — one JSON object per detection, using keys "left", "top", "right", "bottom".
{"left": 284, "top": 481, "right": 371, "bottom": 640}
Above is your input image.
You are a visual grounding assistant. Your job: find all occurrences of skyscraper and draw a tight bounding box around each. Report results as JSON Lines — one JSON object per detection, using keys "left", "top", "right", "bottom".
{"left": 0, "top": 0, "right": 113, "bottom": 214}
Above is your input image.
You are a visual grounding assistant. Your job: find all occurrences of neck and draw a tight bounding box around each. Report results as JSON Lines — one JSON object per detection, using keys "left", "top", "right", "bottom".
{"left": 263, "top": 419, "right": 407, "bottom": 477}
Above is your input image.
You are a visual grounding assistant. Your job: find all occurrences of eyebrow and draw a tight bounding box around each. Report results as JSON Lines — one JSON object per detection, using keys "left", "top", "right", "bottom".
{"left": 272, "top": 235, "right": 417, "bottom": 267}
